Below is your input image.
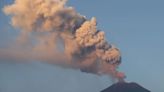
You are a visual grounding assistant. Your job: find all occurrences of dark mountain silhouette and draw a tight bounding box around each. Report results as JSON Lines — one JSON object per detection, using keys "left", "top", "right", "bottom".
{"left": 101, "top": 82, "right": 151, "bottom": 92}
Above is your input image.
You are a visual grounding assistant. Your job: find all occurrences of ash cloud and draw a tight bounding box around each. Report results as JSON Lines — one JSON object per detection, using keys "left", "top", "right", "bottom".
{"left": 1, "top": 0, "right": 124, "bottom": 80}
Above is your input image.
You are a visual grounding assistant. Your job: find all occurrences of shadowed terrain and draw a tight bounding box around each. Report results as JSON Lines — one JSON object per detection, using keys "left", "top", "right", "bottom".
{"left": 101, "top": 82, "right": 151, "bottom": 92}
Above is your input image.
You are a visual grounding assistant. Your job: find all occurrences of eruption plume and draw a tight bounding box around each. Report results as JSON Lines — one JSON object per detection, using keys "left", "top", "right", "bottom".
{"left": 1, "top": 0, "right": 124, "bottom": 80}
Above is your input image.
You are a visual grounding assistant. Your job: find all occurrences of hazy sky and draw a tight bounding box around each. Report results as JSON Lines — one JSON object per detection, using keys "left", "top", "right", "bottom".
{"left": 0, "top": 0, "right": 164, "bottom": 92}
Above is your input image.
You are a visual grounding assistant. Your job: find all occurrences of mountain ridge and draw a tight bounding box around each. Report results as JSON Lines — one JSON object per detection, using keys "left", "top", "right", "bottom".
{"left": 101, "top": 82, "right": 151, "bottom": 92}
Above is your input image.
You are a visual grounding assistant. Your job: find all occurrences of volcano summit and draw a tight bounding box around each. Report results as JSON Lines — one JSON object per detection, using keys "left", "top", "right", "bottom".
{"left": 101, "top": 82, "right": 151, "bottom": 92}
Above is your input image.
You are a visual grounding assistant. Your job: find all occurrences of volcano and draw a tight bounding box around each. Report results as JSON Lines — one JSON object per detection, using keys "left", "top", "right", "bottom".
{"left": 101, "top": 82, "right": 151, "bottom": 92}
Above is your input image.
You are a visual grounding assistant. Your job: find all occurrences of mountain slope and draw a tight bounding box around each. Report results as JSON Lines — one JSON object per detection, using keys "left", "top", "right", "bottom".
{"left": 101, "top": 82, "right": 151, "bottom": 92}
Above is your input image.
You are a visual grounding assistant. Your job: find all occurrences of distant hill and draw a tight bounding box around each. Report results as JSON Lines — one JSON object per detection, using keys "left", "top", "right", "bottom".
{"left": 101, "top": 82, "right": 151, "bottom": 92}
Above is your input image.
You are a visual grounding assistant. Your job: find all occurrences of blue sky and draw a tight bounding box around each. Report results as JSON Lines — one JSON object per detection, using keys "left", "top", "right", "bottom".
{"left": 0, "top": 0, "right": 164, "bottom": 92}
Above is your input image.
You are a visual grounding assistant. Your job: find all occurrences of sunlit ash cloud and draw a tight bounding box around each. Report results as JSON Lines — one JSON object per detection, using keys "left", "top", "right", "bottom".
{"left": 1, "top": 0, "right": 125, "bottom": 81}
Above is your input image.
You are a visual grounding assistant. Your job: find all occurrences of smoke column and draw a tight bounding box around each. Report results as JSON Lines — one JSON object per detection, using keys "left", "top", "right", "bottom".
{"left": 1, "top": 0, "right": 124, "bottom": 80}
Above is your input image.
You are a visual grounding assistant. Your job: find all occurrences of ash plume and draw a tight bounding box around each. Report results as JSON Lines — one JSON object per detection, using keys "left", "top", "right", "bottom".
{"left": 1, "top": 0, "right": 124, "bottom": 80}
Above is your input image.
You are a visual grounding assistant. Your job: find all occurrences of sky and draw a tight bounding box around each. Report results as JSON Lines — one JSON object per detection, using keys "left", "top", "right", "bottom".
{"left": 0, "top": 0, "right": 164, "bottom": 92}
